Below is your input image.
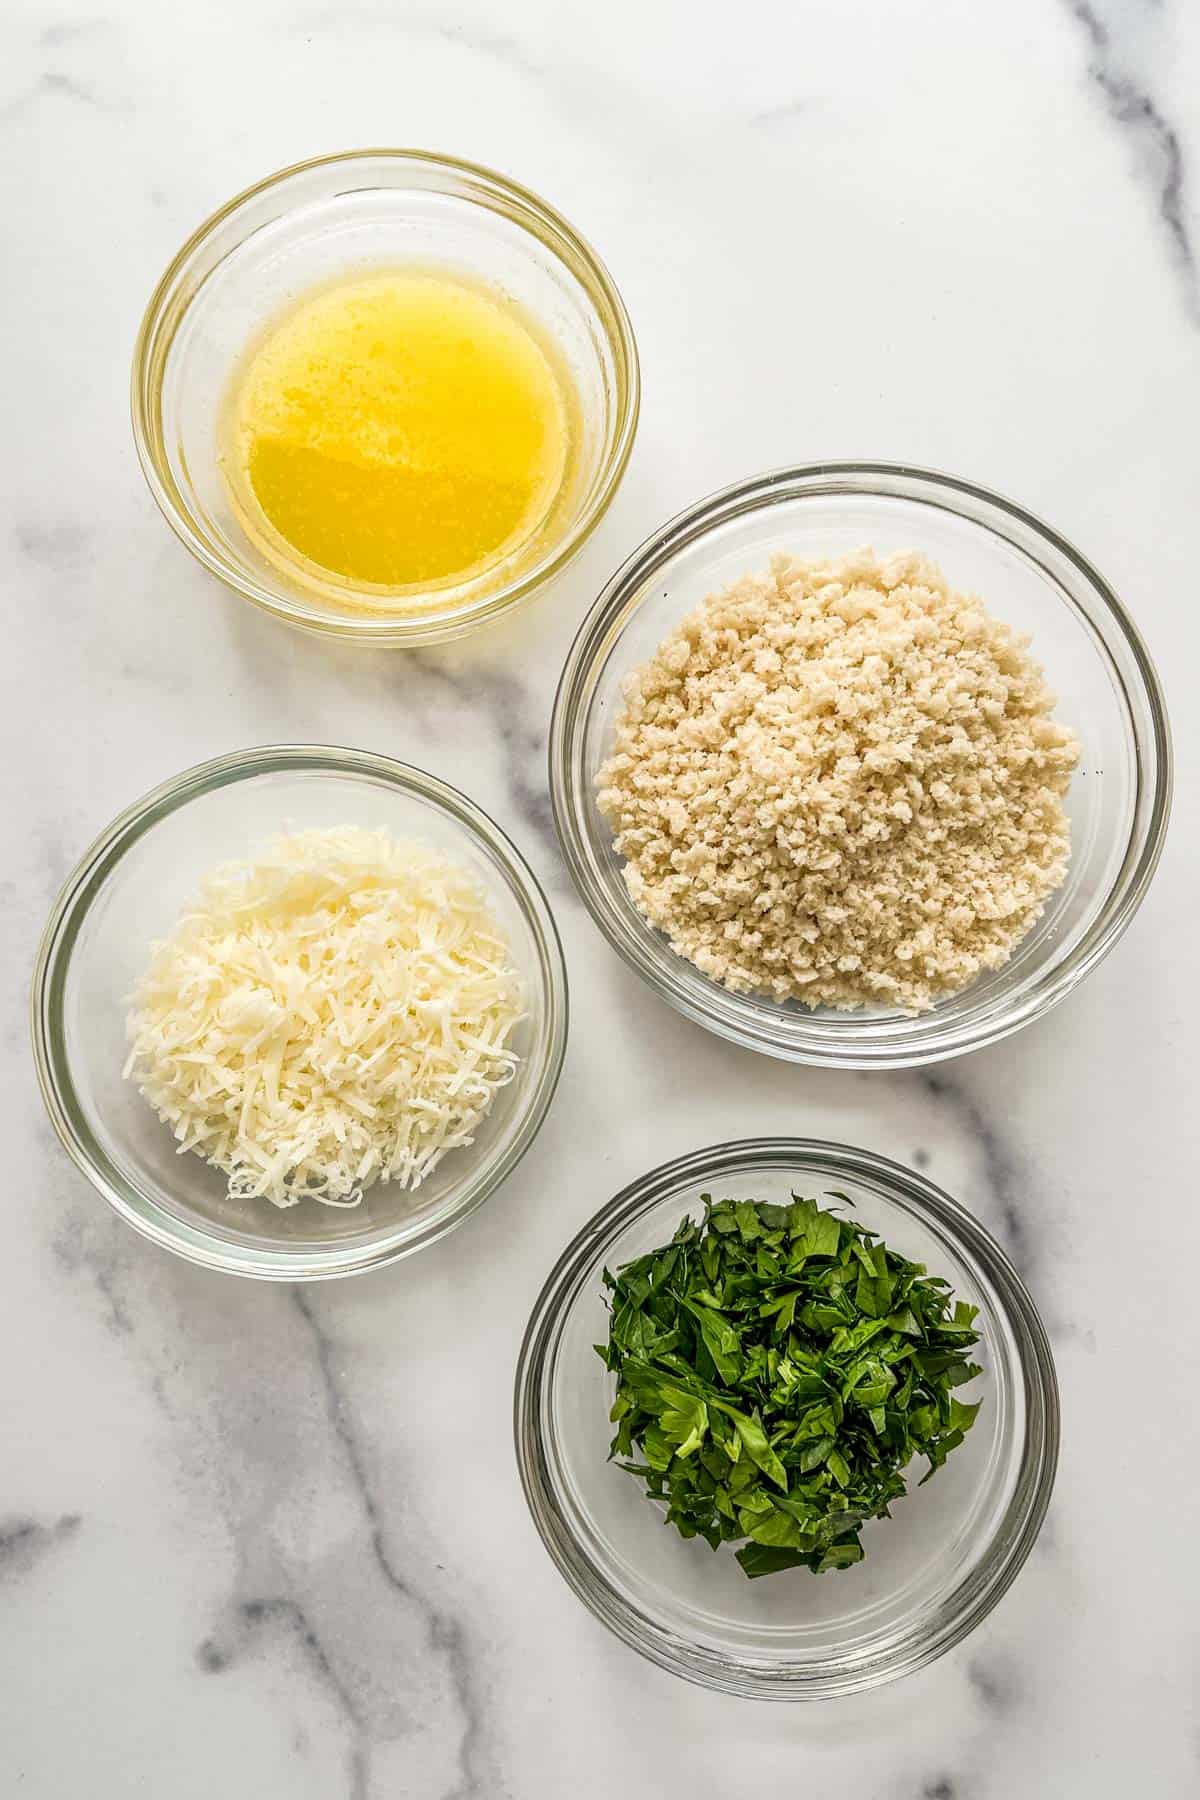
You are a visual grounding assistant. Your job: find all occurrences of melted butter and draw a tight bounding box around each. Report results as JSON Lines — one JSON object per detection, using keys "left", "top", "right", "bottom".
{"left": 225, "top": 270, "right": 572, "bottom": 591}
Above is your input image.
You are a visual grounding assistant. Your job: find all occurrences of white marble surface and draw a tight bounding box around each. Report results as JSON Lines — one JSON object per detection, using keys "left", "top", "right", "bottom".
{"left": 4, "top": 0, "right": 1199, "bottom": 1793}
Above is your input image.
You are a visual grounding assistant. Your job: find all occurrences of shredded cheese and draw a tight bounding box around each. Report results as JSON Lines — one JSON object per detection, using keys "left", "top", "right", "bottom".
{"left": 123, "top": 826, "right": 525, "bottom": 1208}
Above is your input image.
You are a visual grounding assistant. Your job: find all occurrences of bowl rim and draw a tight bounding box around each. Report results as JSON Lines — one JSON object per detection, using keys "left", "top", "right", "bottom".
{"left": 549, "top": 460, "right": 1173, "bottom": 1068}
{"left": 130, "top": 147, "right": 641, "bottom": 646}
{"left": 30, "top": 743, "right": 570, "bottom": 1280}
{"left": 513, "top": 1135, "right": 1060, "bottom": 1699}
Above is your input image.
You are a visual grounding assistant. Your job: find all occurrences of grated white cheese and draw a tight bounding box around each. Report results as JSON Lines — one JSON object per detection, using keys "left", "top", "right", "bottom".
{"left": 123, "top": 826, "right": 525, "bottom": 1209}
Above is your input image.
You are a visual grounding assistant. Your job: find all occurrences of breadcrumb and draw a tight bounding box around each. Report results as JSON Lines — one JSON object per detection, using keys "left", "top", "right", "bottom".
{"left": 596, "top": 549, "right": 1080, "bottom": 1013}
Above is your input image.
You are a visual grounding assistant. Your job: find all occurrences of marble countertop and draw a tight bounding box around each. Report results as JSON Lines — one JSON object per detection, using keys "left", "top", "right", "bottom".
{"left": 5, "top": 0, "right": 1198, "bottom": 1794}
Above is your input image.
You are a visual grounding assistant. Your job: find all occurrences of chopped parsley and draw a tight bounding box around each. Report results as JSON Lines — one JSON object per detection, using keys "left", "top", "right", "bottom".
{"left": 597, "top": 1193, "right": 982, "bottom": 1577}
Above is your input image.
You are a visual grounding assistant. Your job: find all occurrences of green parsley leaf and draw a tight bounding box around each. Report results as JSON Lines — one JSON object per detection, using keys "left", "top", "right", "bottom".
{"left": 599, "top": 1191, "right": 983, "bottom": 1579}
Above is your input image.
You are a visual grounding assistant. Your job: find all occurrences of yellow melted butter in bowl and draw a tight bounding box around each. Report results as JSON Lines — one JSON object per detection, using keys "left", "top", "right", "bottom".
{"left": 223, "top": 269, "right": 576, "bottom": 599}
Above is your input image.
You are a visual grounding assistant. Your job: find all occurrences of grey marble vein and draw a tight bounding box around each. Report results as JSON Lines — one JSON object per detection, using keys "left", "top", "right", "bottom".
{"left": 5, "top": 3, "right": 1199, "bottom": 1792}
{"left": 199, "top": 1596, "right": 369, "bottom": 1800}
{"left": 45, "top": 1199, "right": 504, "bottom": 1798}
{"left": 1065, "top": 0, "right": 1198, "bottom": 319}
{"left": 966, "top": 1649, "right": 1024, "bottom": 1716}
{"left": 451, "top": 666, "right": 555, "bottom": 847}
{"left": 748, "top": 98, "right": 816, "bottom": 129}
{"left": 52, "top": 1200, "right": 137, "bottom": 1338}
{"left": 0, "top": 1513, "right": 81, "bottom": 1580}
{"left": 407, "top": 655, "right": 557, "bottom": 851}
{"left": 292, "top": 1289, "right": 499, "bottom": 1800}
{"left": 37, "top": 21, "right": 110, "bottom": 48}
{"left": 37, "top": 70, "right": 105, "bottom": 108}
{"left": 14, "top": 520, "right": 92, "bottom": 566}
{"left": 25, "top": 814, "right": 84, "bottom": 921}
{"left": 916, "top": 1070, "right": 1032, "bottom": 1273}
{"left": 2, "top": 69, "right": 109, "bottom": 119}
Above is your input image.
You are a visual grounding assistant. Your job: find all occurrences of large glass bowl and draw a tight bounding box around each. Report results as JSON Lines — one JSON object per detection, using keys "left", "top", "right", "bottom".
{"left": 132, "top": 150, "right": 639, "bottom": 645}
{"left": 32, "top": 746, "right": 568, "bottom": 1279}
{"left": 550, "top": 464, "right": 1171, "bottom": 1067}
{"left": 514, "top": 1139, "right": 1058, "bottom": 1698}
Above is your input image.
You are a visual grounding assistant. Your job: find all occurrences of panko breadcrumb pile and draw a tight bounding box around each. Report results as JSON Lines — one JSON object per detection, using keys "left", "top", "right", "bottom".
{"left": 596, "top": 549, "right": 1080, "bottom": 1013}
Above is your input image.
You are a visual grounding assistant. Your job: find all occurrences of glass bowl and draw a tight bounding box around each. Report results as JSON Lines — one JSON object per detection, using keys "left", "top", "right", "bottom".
{"left": 131, "top": 149, "right": 639, "bottom": 645}
{"left": 514, "top": 1138, "right": 1058, "bottom": 1699}
{"left": 550, "top": 464, "right": 1171, "bottom": 1067}
{"left": 31, "top": 746, "right": 568, "bottom": 1279}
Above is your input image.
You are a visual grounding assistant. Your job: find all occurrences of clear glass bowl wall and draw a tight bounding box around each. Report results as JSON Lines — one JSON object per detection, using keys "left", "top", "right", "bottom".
{"left": 551, "top": 465, "right": 1171, "bottom": 1067}
{"left": 32, "top": 747, "right": 568, "bottom": 1279}
{"left": 515, "top": 1140, "right": 1059, "bottom": 1698}
{"left": 132, "top": 150, "right": 639, "bottom": 643}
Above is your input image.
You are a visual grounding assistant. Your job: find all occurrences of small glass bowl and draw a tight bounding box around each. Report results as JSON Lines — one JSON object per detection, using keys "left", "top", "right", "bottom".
{"left": 31, "top": 746, "right": 568, "bottom": 1279}
{"left": 514, "top": 1138, "right": 1058, "bottom": 1699}
{"left": 551, "top": 464, "right": 1171, "bottom": 1067}
{"left": 131, "top": 149, "right": 640, "bottom": 645}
